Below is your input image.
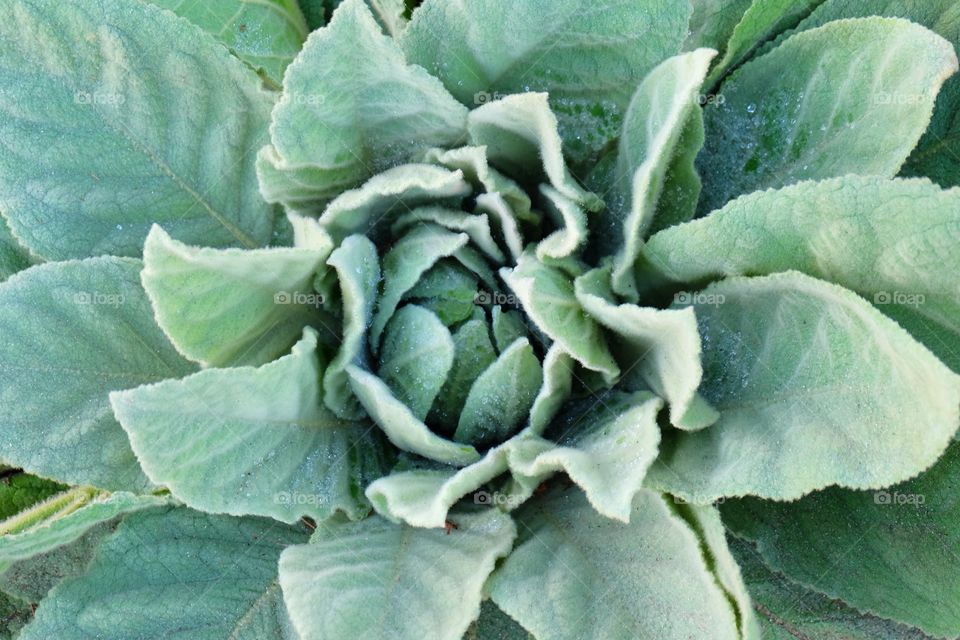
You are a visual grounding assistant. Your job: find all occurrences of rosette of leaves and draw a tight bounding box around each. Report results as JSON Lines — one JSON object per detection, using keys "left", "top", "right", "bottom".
{"left": 0, "top": 0, "right": 959, "bottom": 638}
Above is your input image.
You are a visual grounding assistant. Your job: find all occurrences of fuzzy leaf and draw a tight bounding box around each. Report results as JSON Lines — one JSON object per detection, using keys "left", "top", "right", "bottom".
{"left": 487, "top": 488, "right": 744, "bottom": 640}
{"left": 429, "top": 318, "right": 498, "bottom": 432}
{"left": 605, "top": 49, "right": 715, "bottom": 298}
{"left": 454, "top": 339, "right": 543, "bottom": 447}
{"left": 642, "top": 176, "right": 960, "bottom": 372}
{"left": 698, "top": 17, "right": 958, "bottom": 213}
{"left": 379, "top": 305, "right": 455, "bottom": 421}
{"left": 143, "top": 0, "right": 308, "bottom": 84}
{"left": 647, "top": 271, "right": 960, "bottom": 502}
{"left": 0, "top": 258, "right": 195, "bottom": 490}
{"left": 0, "top": 475, "right": 65, "bottom": 522}
{"left": 723, "top": 441, "right": 960, "bottom": 638}
{"left": 19, "top": 508, "right": 307, "bottom": 640}
{"left": 142, "top": 225, "right": 331, "bottom": 368}
{"left": 501, "top": 250, "right": 619, "bottom": 383}
{"left": 112, "top": 329, "right": 389, "bottom": 523}
{"left": 0, "top": 216, "right": 32, "bottom": 283}
{"left": 526, "top": 345, "right": 575, "bottom": 436}
{"left": 402, "top": 0, "right": 691, "bottom": 164}
{"left": 536, "top": 185, "right": 588, "bottom": 261}
{"left": 261, "top": 0, "right": 468, "bottom": 209}
{"left": 0, "top": 0, "right": 276, "bottom": 260}
{"left": 279, "top": 510, "right": 516, "bottom": 640}
{"left": 393, "top": 207, "right": 505, "bottom": 265}
{"left": 684, "top": 0, "right": 752, "bottom": 53}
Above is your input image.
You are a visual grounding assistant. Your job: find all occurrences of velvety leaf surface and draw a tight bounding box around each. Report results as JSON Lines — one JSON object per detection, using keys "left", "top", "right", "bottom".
{"left": 0, "top": 0, "right": 277, "bottom": 259}
{"left": 0, "top": 258, "right": 196, "bottom": 490}
{"left": 402, "top": 0, "right": 690, "bottom": 164}
{"left": 647, "top": 271, "right": 960, "bottom": 502}
{"left": 19, "top": 508, "right": 307, "bottom": 640}
{"left": 642, "top": 176, "right": 960, "bottom": 372}
{"left": 0, "top": 475, "right": 65, "bottom": 522}
{"left": 279, "top": 510, "right": 516, "bottom": 640}
{"left": 487, "top": 488, "right": 744, "bottom": 640}
{"left": 697, "top": 17, "right": 958, "bottom": 213}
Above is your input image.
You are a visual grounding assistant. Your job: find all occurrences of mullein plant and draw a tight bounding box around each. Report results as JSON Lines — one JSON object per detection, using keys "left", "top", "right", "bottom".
{"left": 0, "top": 0, "right": 957, "bottom": 638}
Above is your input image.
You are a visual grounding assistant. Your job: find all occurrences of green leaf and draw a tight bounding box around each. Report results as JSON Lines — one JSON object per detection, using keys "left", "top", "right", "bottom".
{"left": 509, "top": 391, "right": 663, "bottom": 522}
{"left": 379, "top": 305, "right": 455, "bottom": 421}
{"left": 346, "top": 366, "right": 481, "bottom": 466}
{"left": 487, "top": 488, "right": 744, "bottom": 640}
{"left": 650, "top": 101, "right": 707, "bottom": 236}
{"left": 501, "top": 250, "right": 619, "bottom": 384}
{"left": 697, "top": 17, "right": 959, "bottom": 214}
{"left": 490, "top": 307, "right": 528, "bottom": 354}
{"left": 370, "top": 224, "right": 469, "bottom": 353}
{"left": 403, "top": 260, "right": 479, "bottom": 327}
{"left": 19, "top": 508, "right": 308, "bottom": 640}
{"left": 704, "top": 0, "right": 827, "bottom": 88}
{"left": 605, "top": 49, "right": 715, "bottom": 299}
{"left": 723, "top": 441, "right": 960, "bottom": 638}
{"left": 464, "top": 601, "right": 535, "bottom": 640}
{"left": 402, "top": 0, "right": 691, "bottom": 164}
{"left": 575, "top": 266, "right": 717, "bottom": 430}
{"left": 0, "top": 491, "right": 167, "bottom": 565}
{"left": 646, "top": 271, "right": 960, "bottom": 503}
{"left": 455, "top": 339, "right": 543, "bottom": 448}
{"left": 316, "top": 164, "right": 471, "bottom": 243}
{"left": 279, "top": 510, "right": 516, "bottom": 640}
{"left": 323, "top": 235, "right": 380, "bottom": 419}
{"left": 0, "top": 590, "right": 31, "bottom": 638}
{"left": 475, "top": 193, "right": 525, "bottom": 263}
{"left": 112, "top": 329, "right": 389, "bottom": 523}
{"left": 684, "top": 0, "right": 752, "bottom": 53}
{"left": 142, "top": 0, "right": 308, "bottom": 85}
{"left": 0, "top": 475, "right": 66, "bottom": 522}
{"left": 526, "top": 345, "right": 575, "bottom": 436}
{"left": 261, "top": 0, "right": 468, "bottom": 210}
{"left": 429, "top": 318, "right": 498, "bottom": 432}
{"left": 467, "top": 93, "right": 602, "bottom": 210}
{"left": 0, "top": 216, "right": 32, "bottom": 283}
{"left": 536, "top": 185, "right": 588, "bottom": 261}
{"left": 0, "top": 0, "right": 277, "bottom": 260}
{"left": 142, "top": 225, "right": 331, "bottom": 368}
{"left": 393, "top": 207, "right": 506, "bottom": 265}
{"left": 0, "top": 258, "right": 195, "bottom": 490}
{"left": 642, "top": 176, "right": 960, "bottom": 373}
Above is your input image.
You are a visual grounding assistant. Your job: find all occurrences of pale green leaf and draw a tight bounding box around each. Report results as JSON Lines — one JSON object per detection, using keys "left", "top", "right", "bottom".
{"left": 429, "top": 318, "right": 498, "bottom": 432}
{"left": 698, "top": 17, "right": 958, "bottom": 213}
{"left": 647, "top": 271, "right": 960, "bottom": 503}
{"left": 379, "top": 305, "right": 455, "bottom": 420}
{"left": 143, "top": 0, "right": 308, "bottom": 85}
{"left": 402, "top": 260, "right": 478, "bottom": 327}
{"left": 642, "top": 176, "right": 960, "bottom": 372}
{"left": 475, "top": 193, "right": 525, "bottom": 263}
{"left": 455, "top": 339, "right": 543, "bottom": 448}
{"left": 262, "top": 0, "right": 468, "bottom": 209}
{"left": 316, "top": 164, "right": 471, "bottom": 244}
{"left": 393, "top": 207, "right": 506, "bottom": 265}
{"left": 723, "top": 441, "right": 960, "bottom": 639}
{"left": 488, "top": 488, "right": 743, "bottom": 640}
{"left": 142, "top": 225, "right": 331, "bottom": 368}
{"left": 509, "top": 391, "right": 663, "bottom": 522}
{"left": 0, "top": 258, "right": 195, "bottom": 490}
{"left": 279, "top": 509, "right": 516, "bottom": 640}
{"left": 684, "top": 0, "right": 752, "bottom": 53}
{"left": 19, "top": 508, "right": 307, "bottom": 640}
{"left": 606, "top": 49, "right": 715, "bottom": 299}
{"left": 704, "top": 0, "right": 826, "bottom": 88}
{"left": 490, "top": 307, "right": 528, "bottom": 355}
{"left": 346, "top": 366, "right": 481, "bottom": 466}
{"left": 501, "top": 250, "right": 619, "bottom": 383}
{"left": 0, "top": 0, "right": 277, "bottom": 260}
{"left": 323, "top": 235, "right": 379, "bottom": 419}
{"left": 0, "top": 492, "right": 167, "bottom": 564}
{"left": 402, "top": 0, "right": 691, "bottom": 164}
{"left": 467, "top": 93, "right": 602, "bottom": 210}
{"left": 575, "top": 266, "right": 717, "bottom": 431}
{"left": 286, "top": 210, "right": 336, "bottom": 252}
{"left": 112, "top": 329, "right": 389, "bottom": 523}
{"left": 650, "top": 102, "right": 707, "bottom": 235}
{"left": 370, "top": 225, "right": 469, "bottom": 353}
{"left": 525, "top": 344, "right": 575, "bottom": 436}
{"left": 729, "top": 537, "right": 938, "bottom": 640}
{"left": 536, "top": 185, "right": 587, "bottom": 261}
